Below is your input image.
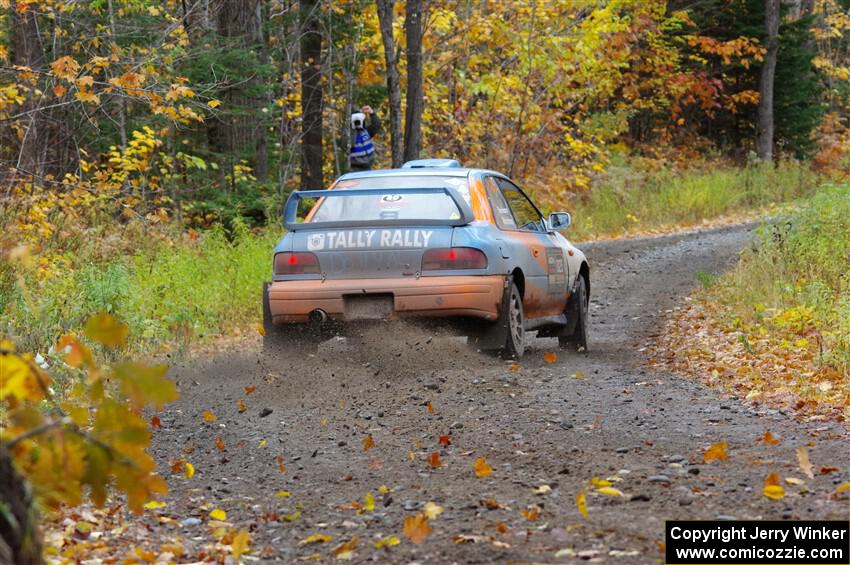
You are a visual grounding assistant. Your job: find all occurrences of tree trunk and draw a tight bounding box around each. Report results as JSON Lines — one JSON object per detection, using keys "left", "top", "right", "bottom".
{"left": 300, "top": 0, "right": 324, "bottom": 188}
{"left": 403, "top": 0, "right": 424, "bottom": 162}
{"left": 0, "top": 444, "right": 42, "bottom": 565}
{"left": 376, "top": 0, "right": 403, "bottom": 168}
{"left": 756, "top": 0, "right": 780, "bottom": 161}
{"left": 10, "top": 0, "right": 47, "bottom": 179}
{"left": 213, "top": 0, "right": 269, "bottom": 182}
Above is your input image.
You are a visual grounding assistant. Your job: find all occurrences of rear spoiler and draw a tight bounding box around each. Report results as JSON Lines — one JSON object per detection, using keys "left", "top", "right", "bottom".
{"left": 283, "top": 187, "right": 475, "bottom": 232}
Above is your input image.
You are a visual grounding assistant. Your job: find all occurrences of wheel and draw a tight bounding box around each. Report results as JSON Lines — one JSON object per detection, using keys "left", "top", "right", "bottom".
{"left": 500, "top": 280, "right": 525, "bottom": 359}
{"left": 559, "top": 273, "right": 589, "bottom": 353}
{"left": 262, "top": 282, "right": 334, "bottom": 353}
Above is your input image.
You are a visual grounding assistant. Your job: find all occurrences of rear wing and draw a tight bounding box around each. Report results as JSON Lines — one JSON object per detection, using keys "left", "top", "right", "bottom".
{"left": 283, "top": 187, "right": 475, "bottom": 232}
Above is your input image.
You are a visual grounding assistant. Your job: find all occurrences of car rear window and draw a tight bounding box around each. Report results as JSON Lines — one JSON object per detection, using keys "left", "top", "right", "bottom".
{"left": 310, "top": 175, "right": 470, "bottom": 223}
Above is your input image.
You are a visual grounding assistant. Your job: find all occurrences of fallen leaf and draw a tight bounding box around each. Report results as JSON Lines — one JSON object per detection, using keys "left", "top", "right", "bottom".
{"left": 276, "top": 455, "right": 286, "bottom": 473}
{"left": 231, "top": 529, "right": 250, "bottom": 559}
{"left": 202, "top": 410, "right": 217, "bottom": 422}
{"left": 275, "top": 491, "right": 291, "bottom": 497}
{"left": 820, "top": 466, "right": 840, "bottom": 474}
{"left": 214, "top": 436, "right": 225, "bottom": 451}
{"left": 378, "top": 485, "right": 390, "bottom": 494}
{"left": 797, "top": 447, "right": 814, "bottom": 479}
{"left": 574, "top": 370, "right": 585, "bottom": 379}
{"left": 763, "top": 472, "right": 785, "bottom": 500}
{"left": 403, "top": 514, "right": 432, "bottom": 544}
{"left": 300, "top": 534, "right": 333, "bottom": 545}
{"left": 480, "top": 499, "right": 503, "bottom": 510}
{"left": 208, "top": 99, "right": 221, "bottom": 108}
{"left": 363, "top": 492, "right": 375, "bottom": 512}
{"left": 237, "top": 400, "right": 246, "bottom": 413}
{"left": 143, "top": 501, "right": 166, "bottom": 510}
{"left": 497, "top": 521, "right": 507, "bottom": 533}
{"left": 258, "top": 439, "right": 267, "bottom": 448}
{"left": 834, "top": 482, "right": 850, "bottom": 495}
{"left": 520, "top": 505, "right": 541, "bottom": 521}
{"left": 209, "top": 509, "right": 227, "bottom": 521}
{"left": 510, "top": 362, "right": 520, "bottom": 372}
{"left": 438, "top": 434, "right": 452, "bottom": 446}
{"left": 473, "top": 457, "right": 492, "bottom": 477}
{"left": 244, "top": 386, "right": 256, "bottom": 394}
{"left": 429, "top": 452, "right": 442, "bottom": 469}
{"left": 257, "top": 324, "right": 266, "bottom": 337}
{"left": 596, "top": 486, "right": 624, "bottom": 497}
{"left": 543, "top": 352, "right": 557, "bottom": 363}
{"left": 170, "top": 459, "right": 185, "bottom": 474}
{"left": 373, "top": 536, "right": 400, "bottom": 549}
{"left": 533, "top": 485, "right": 552, "bottom": 494}
{"left": 362, "top": 435, "right": 375, "bottom": 451}
{"left": 184, "top": 462, "right": 195, "bottom": 479}
{"left": 784, "top": 477, "right": 805, "bottom": 486}
{"left": 333, "top": 536, "right": 358, "bottom": 559}
{"left": 283, "top": 511, "right": 301, "bottom": 522}
{"left": 760, "top": 431, "right": 781, "bottom": 445}
{"left": 151, "top": 415, "right": 162, "bottom": 429}
{"left": 576, "top": 490, "right": 588, "bottom": 518}
{"left": 703, "top": 441, "right": 728, "bottom": 463}
{"left": 426, "top": 401, "right": 434, "bottom": 414}
{"left": 590, "top": 476, "right": 612, "bottom": 488}
{"left": 423, "top": 501, "right": 443, "bottom": 519}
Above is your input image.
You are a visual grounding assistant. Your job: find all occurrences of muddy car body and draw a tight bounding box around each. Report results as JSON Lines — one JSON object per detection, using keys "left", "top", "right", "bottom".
{"left": 263, "top": 160, "right": 590, "bottom": 358}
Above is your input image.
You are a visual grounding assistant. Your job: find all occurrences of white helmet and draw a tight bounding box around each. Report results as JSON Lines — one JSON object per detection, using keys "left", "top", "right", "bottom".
{"left": 351, "top": 112, "right": 366, "bottom": 129}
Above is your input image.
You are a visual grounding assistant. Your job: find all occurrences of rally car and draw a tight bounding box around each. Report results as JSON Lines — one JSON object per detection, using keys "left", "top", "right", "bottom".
{"left": 262, "top": 159, "right": 590, "bottom": 358}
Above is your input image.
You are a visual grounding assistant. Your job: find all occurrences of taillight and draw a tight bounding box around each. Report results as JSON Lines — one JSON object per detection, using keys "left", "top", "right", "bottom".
{"left": 274, "top": 252, "right": 320, "bottom": 275}
{"left": 422, "top": 247, "right": 487, "bottom": 271}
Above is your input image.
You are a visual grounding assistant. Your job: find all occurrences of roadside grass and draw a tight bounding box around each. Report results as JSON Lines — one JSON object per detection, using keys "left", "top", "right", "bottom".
{"left": 0, "top": 161, "right": 827, "bottom": 359}
{"left": 1, "top": 221, "right": 280, "bottom": 356}
{"left": 567, "top": 160, "right": 820, "bottom": 241}
{"left": 651, "top": 183, "right": 850, "bottom": 423}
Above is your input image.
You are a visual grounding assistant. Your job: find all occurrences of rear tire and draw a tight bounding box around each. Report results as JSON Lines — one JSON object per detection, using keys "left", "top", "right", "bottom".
{"left": 559, "top": 273, "right": 588, "bottom": 353}
{"left": 262, "top": 282, "right": 324, "bottom": 353}
{"left": 500, "top": 281, "right": 525, "bottom": 359}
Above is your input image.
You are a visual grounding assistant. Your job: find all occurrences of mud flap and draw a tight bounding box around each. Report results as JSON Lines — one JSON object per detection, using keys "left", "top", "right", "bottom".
{"left": 469, "top": 279, "right": 512, "bottom": 350}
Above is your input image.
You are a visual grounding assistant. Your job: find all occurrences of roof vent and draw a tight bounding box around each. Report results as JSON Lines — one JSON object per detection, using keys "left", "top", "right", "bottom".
{"left": 401, "top": 158, "right": 462, "bottom": 169}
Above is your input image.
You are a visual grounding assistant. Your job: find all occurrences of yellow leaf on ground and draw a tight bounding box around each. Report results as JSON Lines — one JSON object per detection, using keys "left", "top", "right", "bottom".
{"left": 237, "top": 399, "right": 246, "bottom": 413}
{"left": 184, "top": 462, "right": 194, "bottom": 479}
{"left": 362, "top": 434, "right": 375, "bottom": 451}
{"left": 209, "top": 508, "right": 227, "bottom": 521}
{"left": 796, "top": 447, "right": 814, "bottom": 479}
{"left": 231, "top": 529, "right": 250, "bottom": 559}
{"left": 378, "top": 485, "right": 390, "bottom": 494}
{"left": 202, "top": 410, "right": 217, "bottom": 422}
{"left": 374, "top": 536, "right": 400, "bottom": 549}
{"left": 763, "top": 472, "right": 785, "bottom": 500}
{"left": 363, "top": 492, "right": 375, "bottom": 512}
{"left": 596, "top": 486, "right": 625, "bottom": 497}
{"left": 577, "top": 490, "right": 588, "bottom": 518}
{"left": 275, "top": 490, "right": 291, "bottom": 497}
{"left": 403, "top": 514, "right": 431, "bottom": 544}
{"left": 543, "top": 352, "right": 557, "bottom": 363}
{"left": 834, "top": 482, "right": 850, "bottom": 494}
{"left": 300, "top": 533, "right": 333, "bottom": 545}
{"left": 333, "top": 536, "right": 358, "bottom": 559}
{"left": 423, "top": 501, "right": 443, "bottom": 519}
{"left": 590, "top": 476, "right": 612, "bottom": 488}
{"left": 760, "top": 431, "right": 781, "bottom": 445}
{"left": 474, "top": 457, "right": 493, "bottom": 478}
{"left": 258, "top": 439, "right": 266, "bottom": 448}
{"left": 143, "top": 501, "right": 166, "bottom": 510}
{"left": 784, "top": 477, "right": 805, "bottom": 486}
{"left": 703, "top": 441, "right": 728, "bottom": 462}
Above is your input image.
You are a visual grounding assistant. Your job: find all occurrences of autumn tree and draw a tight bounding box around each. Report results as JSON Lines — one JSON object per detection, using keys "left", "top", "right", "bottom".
{"left": 376, "top": 0, "right": 404, "bottom": 167}
{"left": 403, "top": 0, "right": 424, "bottom": 162}
{"left": 757, "top": 0, "right": 781, "bottom": 160}
{"left": 300, "top": 0, "right": 324, "bottom": 188}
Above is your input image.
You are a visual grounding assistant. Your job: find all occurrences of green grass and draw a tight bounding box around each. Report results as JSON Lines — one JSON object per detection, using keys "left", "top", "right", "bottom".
{"left": 1, "top": 221, "right": 281, "bottom": 355}
{"left": 566, "top": 160, "right": 820, "bottom": 240}
{"left": 708, "top": 183, "right": 850, "bottom": 377}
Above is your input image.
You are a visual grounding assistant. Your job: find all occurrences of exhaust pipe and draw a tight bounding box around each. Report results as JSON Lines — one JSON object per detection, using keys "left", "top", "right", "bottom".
{"left": 308, "top": 309, "right": 328, "bottom": 324}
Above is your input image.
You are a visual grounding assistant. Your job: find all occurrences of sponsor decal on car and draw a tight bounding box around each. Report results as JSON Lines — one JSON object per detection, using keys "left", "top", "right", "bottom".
{"left": 307, "top": 229, "right": 434, "bottom": 251}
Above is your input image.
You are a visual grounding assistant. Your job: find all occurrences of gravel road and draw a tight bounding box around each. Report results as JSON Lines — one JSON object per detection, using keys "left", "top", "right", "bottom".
{"left": 152, "top": 223, "right": 850, "bottom": 563}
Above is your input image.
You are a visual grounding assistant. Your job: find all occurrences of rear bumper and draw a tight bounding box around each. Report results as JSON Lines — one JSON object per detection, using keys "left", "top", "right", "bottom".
{"left": 268, "top": 275, "right": 506, "bottom": 324}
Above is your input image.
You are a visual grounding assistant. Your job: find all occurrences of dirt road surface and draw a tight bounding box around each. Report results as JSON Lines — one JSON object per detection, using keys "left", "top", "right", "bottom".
{"left": 152, "top": 223, "right": 850, "bottom": 563}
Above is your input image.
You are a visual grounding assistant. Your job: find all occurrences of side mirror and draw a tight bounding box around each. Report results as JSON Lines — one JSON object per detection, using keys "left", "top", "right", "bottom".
{"left": 547, "top": 212, "right": 571, "bottom": 231}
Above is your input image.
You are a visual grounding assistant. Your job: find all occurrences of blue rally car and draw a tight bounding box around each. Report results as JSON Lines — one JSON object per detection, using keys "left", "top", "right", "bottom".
{"left": 262, "top": 159, "right": 590, "bottom": 358}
